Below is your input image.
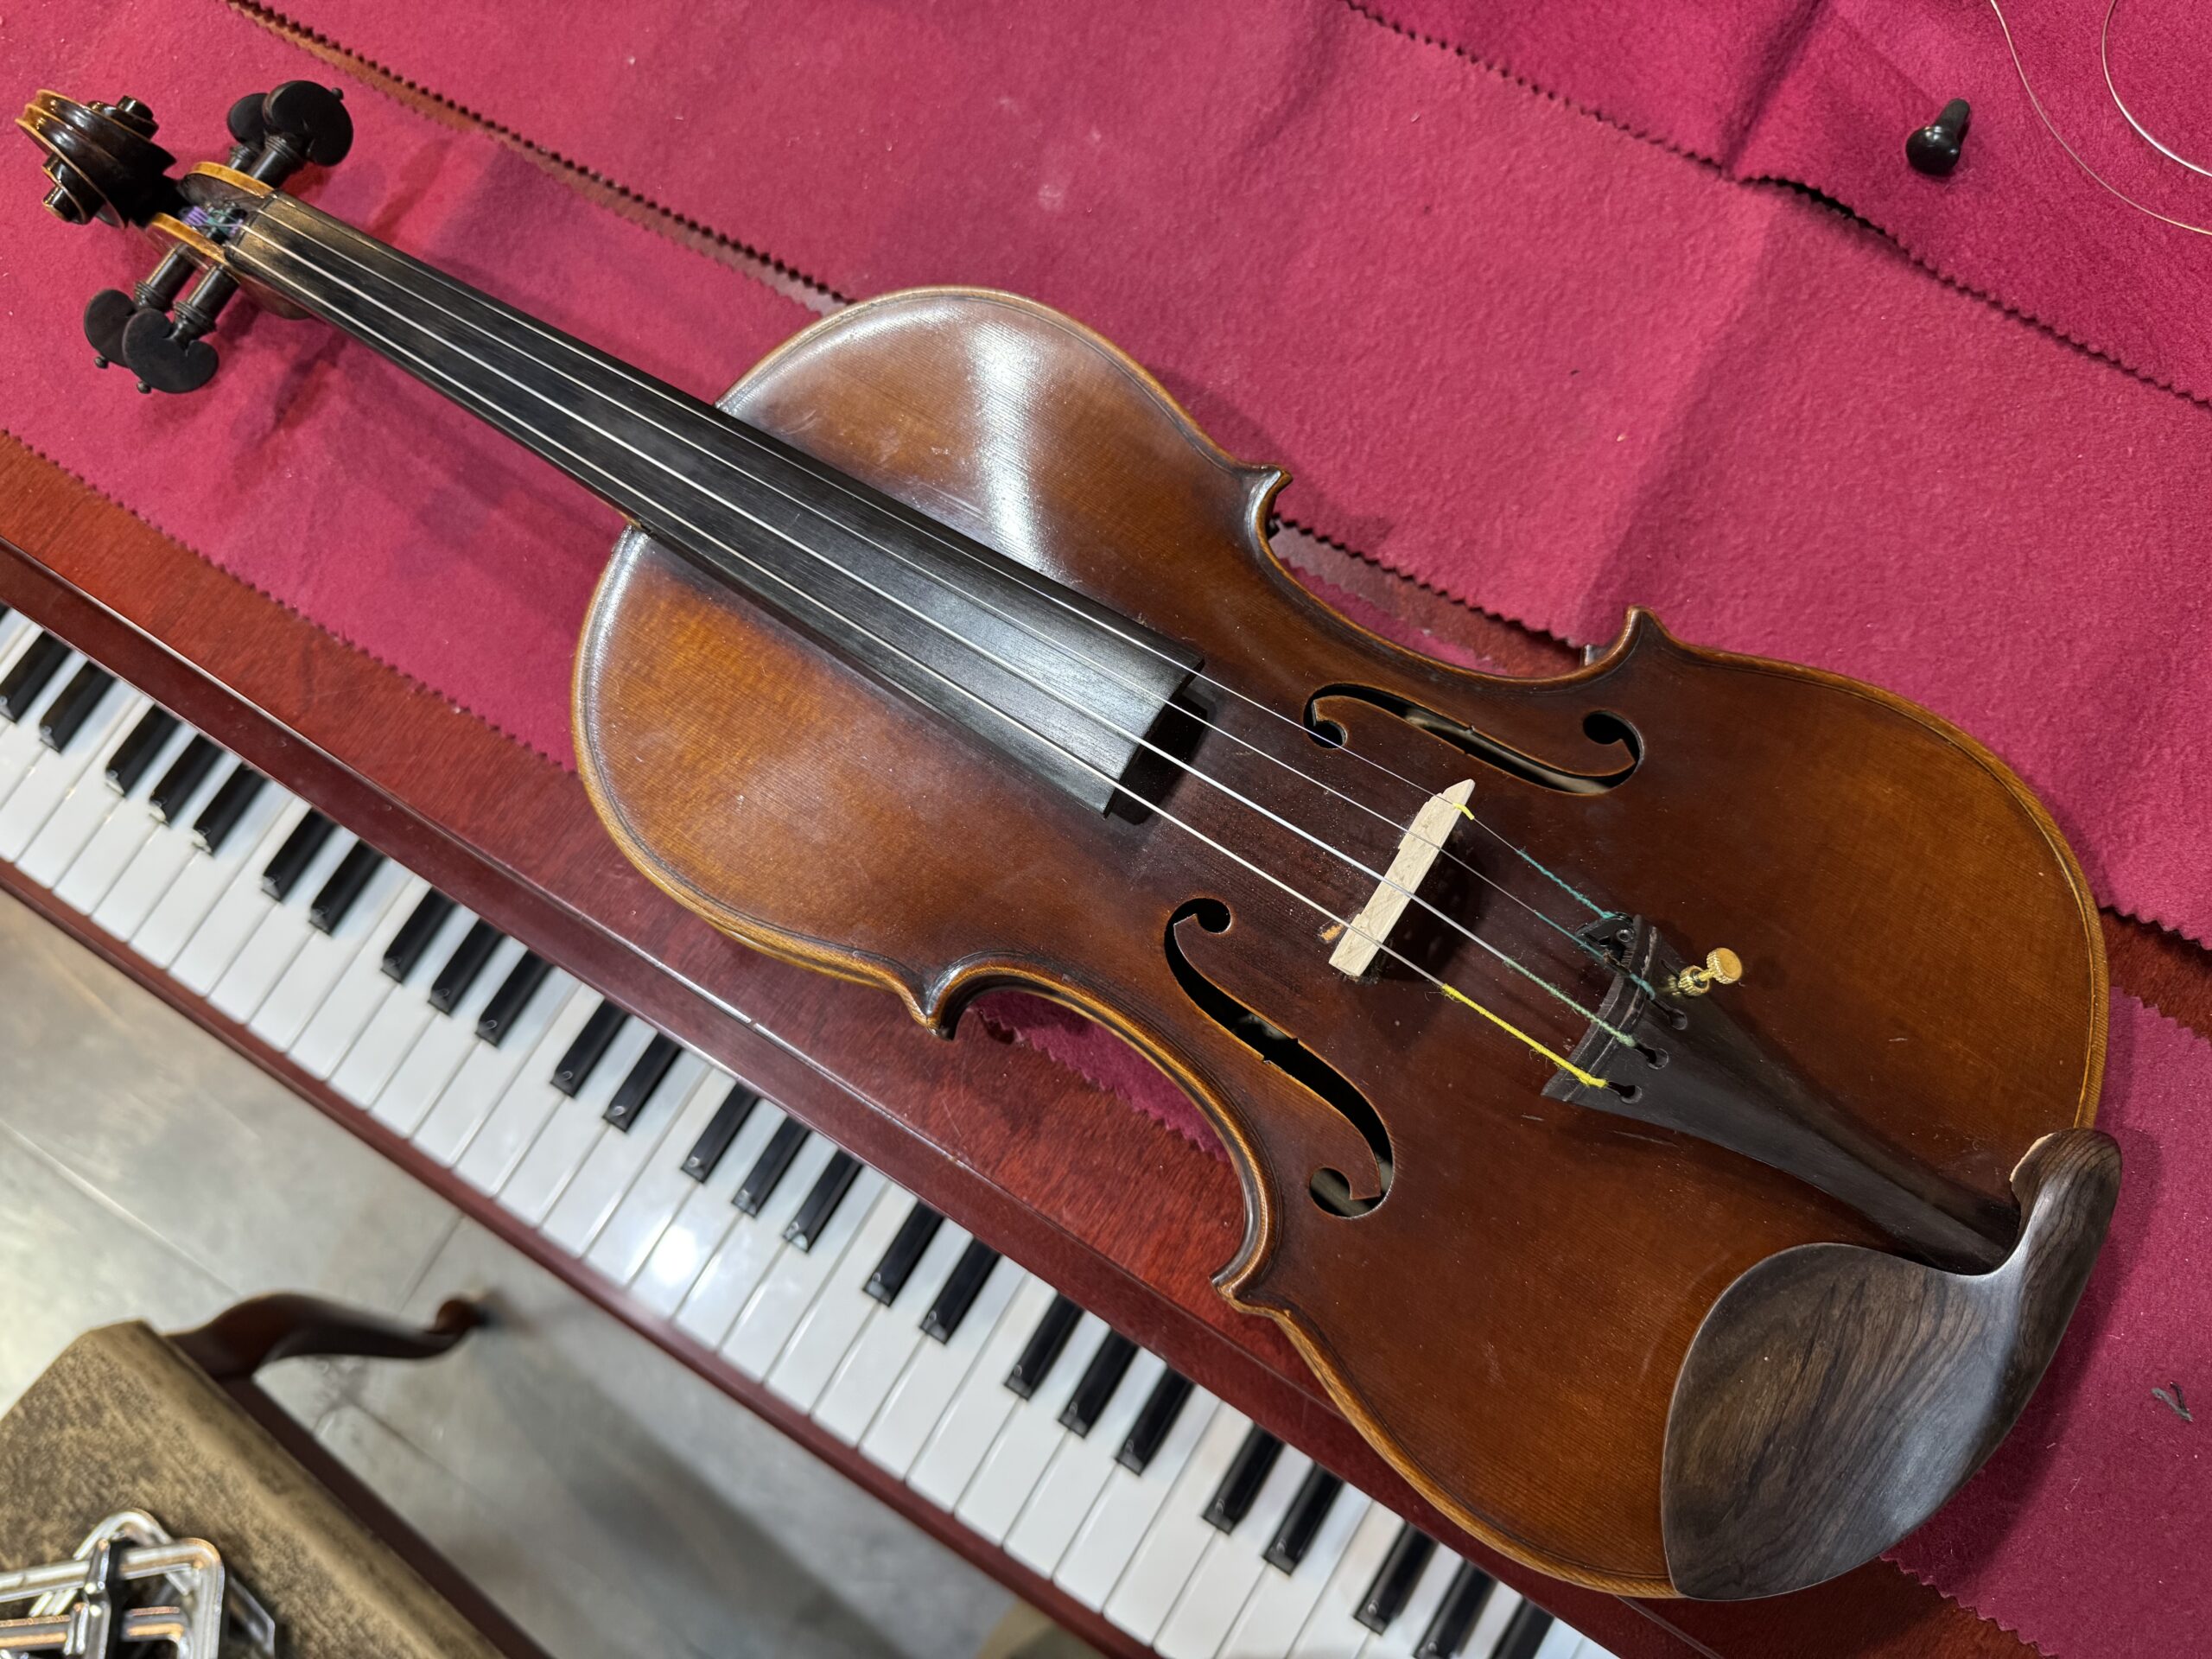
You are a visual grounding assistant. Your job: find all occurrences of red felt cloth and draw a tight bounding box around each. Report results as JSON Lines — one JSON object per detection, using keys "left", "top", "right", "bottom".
{"left": 2, "top": 3, "right": 2207, "bottom": 1649}
{"left": 1370, "top": 0, "right": 2212, "bottom": 398}
{"left": 251, "top": 0, "right": 2212, "bottom": 961}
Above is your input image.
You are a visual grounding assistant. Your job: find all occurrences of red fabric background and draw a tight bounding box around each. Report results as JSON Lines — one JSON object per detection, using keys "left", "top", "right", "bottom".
{"left": 1, "top": 2, "right": 2207, "bottom": 1650}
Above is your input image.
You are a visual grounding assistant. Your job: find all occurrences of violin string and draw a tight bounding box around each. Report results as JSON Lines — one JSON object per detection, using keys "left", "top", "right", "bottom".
{"left": 269, "top": 219, "right": 1643, "bottom": 996}
{"left": 238, "top": 223, "right": 1630, "bottom": 1083}
{"left": 374, "top": 238, "right": 1618, "bottom": 925}
{"left": 2101, "top": 0, "right": 2212, "bottom": 180}
{"left": 1986, "top": 0, "right": 2212, "bottom": 235}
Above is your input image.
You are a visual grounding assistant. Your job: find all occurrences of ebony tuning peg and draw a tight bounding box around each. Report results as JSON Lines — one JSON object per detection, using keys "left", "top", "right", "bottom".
{"left": 1906, "top": 99, "right": 1972, "bottom": 178}
{"left": 120, "top": 302, "right": 219, "bottom": 396}
{"left": 82, "top": 245, "right": 199, "bottom": 369}
{"left": 234, "top": 80, "right": 353, "bottom": 185}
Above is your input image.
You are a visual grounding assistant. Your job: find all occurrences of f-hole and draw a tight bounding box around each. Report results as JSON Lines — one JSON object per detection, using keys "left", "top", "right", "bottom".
{"left": 1164, "top": 898, "right": 1393, "bottom": 1217}
{"left": 1305, "top": 686, "right": 1641, "bottom": 794}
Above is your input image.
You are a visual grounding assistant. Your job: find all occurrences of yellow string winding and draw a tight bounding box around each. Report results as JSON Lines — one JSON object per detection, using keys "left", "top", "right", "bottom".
{"left": 1440, "top": 983, "right": 1610, "bottom": 1090}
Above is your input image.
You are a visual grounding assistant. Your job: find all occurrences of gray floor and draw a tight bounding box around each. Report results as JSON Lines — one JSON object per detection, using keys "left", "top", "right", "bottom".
{"left": 0, "top": 889, "right": 1026, "bottom": 1659}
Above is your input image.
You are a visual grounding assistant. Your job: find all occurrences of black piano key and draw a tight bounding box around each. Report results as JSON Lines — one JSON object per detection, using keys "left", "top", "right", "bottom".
{"left": 920, "top": 1239, "right": 1001, "bottom": 1343}
{"left": 551, "top": 999, "right": 626, "bottom": 1095}
{"left": 258, "top": 809, "right": 334, "bottom": 900}
{"left": 683, "top": 1084, "right": 759, "bottom": 1181}
{"left": 1004, "top": 1294, "right": 1083, "bottom": 1401}
{"left": 427, "top": 919, "right": 502, "bottom": 1014}
{"left": 1116, "top": 1369, "right": 1194, "bottom": 1474}
{"left": 189, "top": 766, "right": 265, "bottom": 855}
{"left": 474, "top": 951, "right": 550, "bottom": 1044}
{"left": 308, "top": 841, "right": 386, "bottom": 934}
{"left": 1203, "top": 1425, "right": 1284, "bottom": 1533}
{"left": 1263, "top": 1466, "right": 1344, "bottom": 1573}
{"left": 1415, "top": 1560, "right": 1497, "bottom": 1658}
{"left": 1488, "top": 1601, "right": 1554, "bottom": 1659}
{"left": 784, "top": 1150, "right": 862, "bottom": 1249}
{"left": 1058, "top": 1331, "right": 1137, "bottom": 1437}
{"left": 382, "top": 890, "right": 457, "bottom": 982}
{"left": 148, "top": 735, "right": 220, "bottom": 823}
{"left": 1357, "top": 1525, "right": 1437, "bottom": 1633}
{"left": 866, "top": 1203, "right": 943, "bottom": 1305}
{"left": 38, "top": 664, "right": 116, "bottom": 752}
{"left": 105, "top": 708, "right": 178, "bottom": 796}
{"left": 734, "top": 1116, "right": 810, "bottom": 1215}
{"left": 604, "top": 1032, "right": 682, "bottom": 1131}
{"left": 0, "top": 633, "right": 70, "bottom": 722}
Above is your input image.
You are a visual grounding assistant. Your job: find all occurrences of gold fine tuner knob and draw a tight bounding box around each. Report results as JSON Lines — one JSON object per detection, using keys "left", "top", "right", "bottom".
{"left": 1673, "top": 947, "right": 1744, "bottom": 998}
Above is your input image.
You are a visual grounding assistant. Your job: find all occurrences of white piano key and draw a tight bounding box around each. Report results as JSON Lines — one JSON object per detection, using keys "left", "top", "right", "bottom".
{"left": 496, "top": 1016, "right": 656, "bottom": 1225}
{"left": 1454, "top": 1583, "right": 1526, "bottom": 1659}
{"left": 1354, "top": 1544, "right": 1458, "bottom": 1659}
{"left": 164, "top": 793, "right": 309, "bottom": 990}
{"left": 0, "top": 643, "right": 82, "bottom": 810}
{"left": 1566, "top": 1637, "right": 1618, "bottom": 1659}
{"left": 367, "top": 934, "right": 527, "bottom": 1135}
{"left": 583, "top": 1067, "right": 739, "bottom": 1284}
{"left": 0, "top": 677, "right": 134, "bottom": 860}
{"left": 671, "top": 1129, "right": 836, "bottom": 1346}
{"left": 1217, "top": 1490, "right": 1371, "bottom": 1659}
{"left": 131, "top": 777, "right": 289, "bottom": 969}
{"left": 956, "top": 1313, "right": 1113, "bottom": 1545}
{"left": 88, "top": 753, "right": 231, "bottom": 940}
{"left": 413, "top": 971, "right": 582, "bottom": 1166}
{"left": 1285, "top": 1504, "right": 1406, "bottom": 1659}
{"left": 725, "top": 1164, "right": 889, "bottom": 1381}
{"left": 908, "top": 1275, "right": 1064, "bottom": 1511}
{"left": 1155, "top": 1446, "right": 1314, "bottom": 1659}
{"left": 287, "top": 874, "right": 432, "bottom": 1077}
{"left": 538, "top": 1048, "right": 708, "bottom": 1255}
{"left": 0, "top": 613, "right": 30, "bottom": 659}
{"left": 247, "top": 855, "right": 411, "bottom": 1052}
{"left": 16, "top": 690, "right": 152, "bottom": 885}
{"left": 48, "top": 715, "right": 192, "bottom": 914}
{"left": 1004, "top": 1348, "right": 1166, "bottom": 1576}
{"left": 763, "top": 1179, "right": 918, "bottom": 1412}
{"left": 629, "top": 1096, "right": 785, "bottom": 1319}
{"left": 1055, "top": 1387, "right": 1222, "bottom": 1611}
{"left": 207, "top": 826, "right": 358, "bottom": 1022}
{"left": 453, "top": 988, "right": 610, "bottom": 1194}
{"left": 812, "top": 1217, "right": 975, "bottom": 1445}
{"left": 327, "top": 901, "right": 479, "bottom": 1104}
{"left": 1103, "top": 1406, "right": 1258, "bottom": 1641}
{"left": 859, "top": 1255, "right": 1027, "bottom": 1479}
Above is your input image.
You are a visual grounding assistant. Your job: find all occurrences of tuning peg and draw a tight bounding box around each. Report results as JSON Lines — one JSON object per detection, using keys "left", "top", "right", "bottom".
{"left": 232, "top": 81, "right": 353, "bottom": 186}
{"left": 118, "top": 264, "right": 240, "bottom": 397}
{"left": 226, "top": 91, "right": 270, "bottom": 150}
{"left": 82, "top": 246, "right": 199, "bottom": 369}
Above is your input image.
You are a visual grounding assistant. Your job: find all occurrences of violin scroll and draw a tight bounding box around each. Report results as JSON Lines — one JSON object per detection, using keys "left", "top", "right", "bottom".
{"left": 18, "top": 82, "right": 352, "bottom": 393}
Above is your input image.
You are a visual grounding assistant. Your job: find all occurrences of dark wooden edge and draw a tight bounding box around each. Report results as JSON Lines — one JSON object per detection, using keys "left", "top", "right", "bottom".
{"left": 172, "top": 1291, "right": 484, "bottom": 1379}
{"left": 0, "top": 437, "right": 2075, "bottom": 1656}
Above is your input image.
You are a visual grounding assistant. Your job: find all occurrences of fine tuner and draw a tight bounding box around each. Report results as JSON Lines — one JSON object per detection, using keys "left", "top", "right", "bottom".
{"left": 19, "top": 81, "right": 2120, "bottom": 1603}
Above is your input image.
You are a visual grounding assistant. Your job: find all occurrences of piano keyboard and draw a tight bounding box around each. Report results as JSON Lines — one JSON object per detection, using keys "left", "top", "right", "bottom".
{"left": 0, "top": 609, "right": 1619, "bottom": 1659}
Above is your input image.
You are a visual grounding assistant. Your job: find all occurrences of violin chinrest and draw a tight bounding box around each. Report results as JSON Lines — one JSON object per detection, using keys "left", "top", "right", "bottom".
{"left": 1662, "top": 1128, "right": 2120, "bottom": 1597}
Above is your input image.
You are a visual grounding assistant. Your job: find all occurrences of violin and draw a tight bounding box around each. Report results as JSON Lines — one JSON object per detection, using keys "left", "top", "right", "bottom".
{"left": 21, "top": 81, "right": 2120, "bottom": 1601}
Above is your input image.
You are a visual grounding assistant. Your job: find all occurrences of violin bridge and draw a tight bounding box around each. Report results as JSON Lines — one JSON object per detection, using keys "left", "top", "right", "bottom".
{"left": 1327, "top": 779, "right": 1475, "bottom": 977}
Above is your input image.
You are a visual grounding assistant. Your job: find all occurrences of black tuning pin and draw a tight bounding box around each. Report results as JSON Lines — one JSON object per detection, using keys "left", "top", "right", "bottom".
{"left": 83, "top": 245, "right": 197, "bottom": 369}
{"left": 119, "top": 266, "right": 237, "bottom": 396}
{"left": 1907, "top": 98, "right": 1972, "bottom": 178}
{"left": 236, "top": 81, "right": 354, "bottom": 185}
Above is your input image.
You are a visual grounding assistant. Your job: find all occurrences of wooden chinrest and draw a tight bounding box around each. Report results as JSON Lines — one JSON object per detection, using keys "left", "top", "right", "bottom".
{"left": 1661, "top": 1128, "right": 2121, "bottom": 1598}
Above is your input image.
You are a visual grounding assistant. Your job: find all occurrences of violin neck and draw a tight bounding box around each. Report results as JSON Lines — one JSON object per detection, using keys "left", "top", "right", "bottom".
{"left": 215, "top": 188, "right": 1200, "bottom": 810}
